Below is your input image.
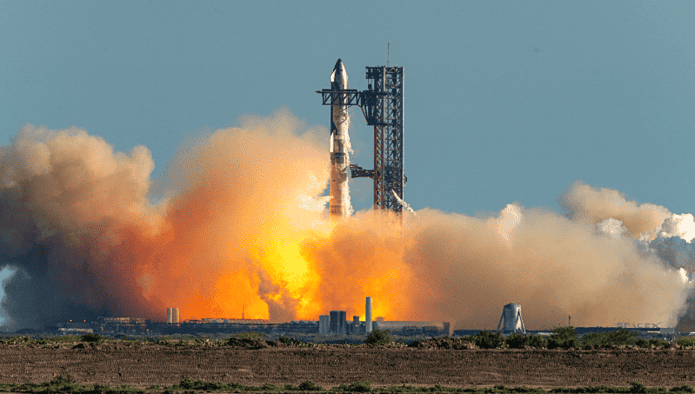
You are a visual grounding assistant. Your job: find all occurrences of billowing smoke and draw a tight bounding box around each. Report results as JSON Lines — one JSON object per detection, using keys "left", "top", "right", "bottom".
{"left": 559, "top": 181, "right": 672, "bottom": 239}
{"left": 0, "top": 111, "right": 693, "bottom": 331}
{"left": 306, "top": 203, "right": 691, "bottom": 329}
{"left": 0, "top": 109, "right": 330, "bottom": 328}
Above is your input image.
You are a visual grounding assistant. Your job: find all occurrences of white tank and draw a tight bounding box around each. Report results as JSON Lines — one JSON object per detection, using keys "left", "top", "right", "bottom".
{"left": 172, "top": 307, "right": 179, "bottom": 324}
{"left": 167, "top": 308, "right": 172, "bottom": 324}
{"left": 497, "top": 303, "right": 526, "bottom": 334}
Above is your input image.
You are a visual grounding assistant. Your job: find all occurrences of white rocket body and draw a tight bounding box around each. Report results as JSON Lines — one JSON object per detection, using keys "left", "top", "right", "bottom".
{"left": 329, "top": 59, "right": 352, "bottom": 217}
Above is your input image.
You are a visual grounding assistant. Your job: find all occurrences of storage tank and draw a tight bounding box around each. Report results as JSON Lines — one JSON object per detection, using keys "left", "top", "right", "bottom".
{"left": 172, "top": 307, "right": 179, "bottom": 324}
{"left": 167, "top": 308, "right": 172, "bottom": 324}
{"left": 497, "top": 303, "right": 526, "bottom": 334}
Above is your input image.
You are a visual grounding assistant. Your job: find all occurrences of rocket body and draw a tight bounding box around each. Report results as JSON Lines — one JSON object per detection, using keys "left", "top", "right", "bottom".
{"left": 329, "top": 59, "right": 352, "bottom": 216}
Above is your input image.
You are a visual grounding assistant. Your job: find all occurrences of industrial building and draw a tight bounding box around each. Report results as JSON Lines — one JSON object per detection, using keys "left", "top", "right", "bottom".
{"left": 314, "top": 297, "right": 452, "bottom": 337}
{"left": 319, "top": 312, "right": 364, "bottom": 335}
{"left": 53, "top": 297, "right": 452, "bottom": 337}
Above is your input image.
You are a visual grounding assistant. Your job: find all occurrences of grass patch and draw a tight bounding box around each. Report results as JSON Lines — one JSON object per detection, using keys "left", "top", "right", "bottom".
{"left": 0, "top": 377, "right": 692, "bottom": 393}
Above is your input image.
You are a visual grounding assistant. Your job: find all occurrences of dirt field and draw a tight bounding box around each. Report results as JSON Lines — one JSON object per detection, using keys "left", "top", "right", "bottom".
{"left": 2, "top": 343, "right": 695, "bottom": 389}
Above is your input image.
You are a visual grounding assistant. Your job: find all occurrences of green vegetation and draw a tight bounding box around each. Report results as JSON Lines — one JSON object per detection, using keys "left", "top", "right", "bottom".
{"left": 0, "top": 327, "right": 689, "bottom": 351}
{"left": 675, "top": 335, "right": 695, "bottom": 348}
{"left": 581, "top": 328, "right": 637, "bottom": 349}
{"left": 332, "top": 381, "right": 373, "bottom": 392}
{"left": 365, "top": 328, "right": 394, "bottom": 346}
{"left": 547, "top": 382, "right": 695, "bottom": 393}
{"left": 505, "top": 332, "right": 529, "bottom": 349}
{"left": 408, "top": 327, "right": 680, "bottom": 350}
{"left": 0, "top": 374, "right": 145, "bottom": 393}
{"left": 472, "top": 330, "right": 504, "bottom": 349}
{"left": 526, "top": 334, "right": 547, "bottom": 349}
{"left": 80, "top": 333, "right": 104, "bottom": 343}
{"left": 299, "top": 380, "right": 323, "bottom": 391}
{"left": 547, "top": 326, "right": 579, "bottom": 349}
{"left": 0, "top": 377, "right": 693, "bottom": 393}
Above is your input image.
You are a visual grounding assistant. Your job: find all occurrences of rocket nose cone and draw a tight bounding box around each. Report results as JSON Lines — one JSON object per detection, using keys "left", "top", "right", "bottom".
{"left": 334, "top": 58, "right": 344, "bottom": 71}
{"left": 331, "top": 58, "right": 348, "bottom": 89}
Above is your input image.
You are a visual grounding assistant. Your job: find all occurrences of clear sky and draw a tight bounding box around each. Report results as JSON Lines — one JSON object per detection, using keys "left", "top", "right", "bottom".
{"left": 3, "top": 1, "right": 694, "bottom": 215}
{"left": 1, "top": 1, "right": 694, "bottom": 325}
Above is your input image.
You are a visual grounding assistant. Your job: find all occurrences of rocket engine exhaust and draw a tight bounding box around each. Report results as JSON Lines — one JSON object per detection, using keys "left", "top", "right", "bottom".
{"left": 329, "top": 59, "right": 352, "bottom": 217}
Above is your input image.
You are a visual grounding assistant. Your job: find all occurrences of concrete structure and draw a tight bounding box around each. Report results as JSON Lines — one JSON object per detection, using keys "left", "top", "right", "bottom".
{"left": 329, "top": 311, "right": 347, "bottom": 335}
{"left": 167, "top": 308, "right": 172, "bottom": 324}
{"left": 319, "top": 315, "right": 330, "bottom": 335}
{"left": 497, "top": 303, "right": 526, "bottom": 334}
{"left": 365, "top": 297, "right": 373, "bottom": 334}
{"left": 172, "top": 308, "right": 179, "bottom": 324}
{"left": 328, "top": 59, "right": 352, "bottom": 216}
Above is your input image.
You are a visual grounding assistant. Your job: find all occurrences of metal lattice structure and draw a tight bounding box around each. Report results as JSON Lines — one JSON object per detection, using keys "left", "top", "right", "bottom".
{"left": 363, "top": 66, "right": 405, "bottom": 212}
{"left": 317, "top": 65, "right": 405, "bottom": 213}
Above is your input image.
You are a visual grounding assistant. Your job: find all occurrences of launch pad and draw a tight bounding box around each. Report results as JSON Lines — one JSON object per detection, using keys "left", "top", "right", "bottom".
{"left": 317, "top": 62, "right": 406, "bottom": 214}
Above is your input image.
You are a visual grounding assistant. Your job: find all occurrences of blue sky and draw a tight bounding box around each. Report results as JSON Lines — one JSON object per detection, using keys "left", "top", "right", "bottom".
{"left": 1, "top": 1, "right": 695, "bottom": 323}
{"left": 2, "top": 1, "right": 694, "bottom": 215}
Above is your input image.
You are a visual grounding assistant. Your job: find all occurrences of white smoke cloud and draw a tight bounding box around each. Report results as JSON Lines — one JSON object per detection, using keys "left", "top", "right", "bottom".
{"left": 597, "top": 218, "right": 628, "bottom": 239}
{"left": 658, "top": 214, "right": 695, "bottom": 243}
{"left": 495, "top": 203, "right": 523, "bottom": 243}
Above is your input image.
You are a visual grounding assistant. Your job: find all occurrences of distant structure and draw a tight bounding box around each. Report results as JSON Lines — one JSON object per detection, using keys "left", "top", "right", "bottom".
{"left": 167, "top": 307, "right": 180, "bottom": 324}
{"left": 365, "top": 296, "right": 373, "bottom": 334}
{"left": 329, "top": 310, "right": 347, "bottom": 335}
{"left": 497, "top": 303, "right": 526, "bottom": 334}
{"left": 318, "top": 315, "right": 330, "bottom": 335}
{"left": 318, "top": 62, "right": 406, "bottom": 214}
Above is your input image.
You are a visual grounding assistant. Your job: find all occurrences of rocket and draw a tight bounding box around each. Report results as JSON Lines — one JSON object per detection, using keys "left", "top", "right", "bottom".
{"left": 329, "top": 59, "right": 353, "bottom": 216}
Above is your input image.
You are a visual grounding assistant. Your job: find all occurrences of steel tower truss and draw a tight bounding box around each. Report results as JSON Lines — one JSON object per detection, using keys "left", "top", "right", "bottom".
{"left": 317, "top": 65, "right": 405, "bottom": 213}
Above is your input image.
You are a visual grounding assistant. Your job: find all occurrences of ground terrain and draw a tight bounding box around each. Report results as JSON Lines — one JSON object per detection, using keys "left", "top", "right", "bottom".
{"left": 1, "top": 341, "right": 695, "bottom": 390}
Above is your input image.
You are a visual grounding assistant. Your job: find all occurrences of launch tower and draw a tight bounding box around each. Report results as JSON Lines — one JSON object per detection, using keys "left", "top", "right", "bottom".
{"left": 318, "top": 64, "right": 406, "bottom": 214}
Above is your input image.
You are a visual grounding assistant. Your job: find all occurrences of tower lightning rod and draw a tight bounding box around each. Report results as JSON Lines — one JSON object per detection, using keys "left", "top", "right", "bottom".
{"left": 387, "top": 43, "right": 390, "bottom": 67}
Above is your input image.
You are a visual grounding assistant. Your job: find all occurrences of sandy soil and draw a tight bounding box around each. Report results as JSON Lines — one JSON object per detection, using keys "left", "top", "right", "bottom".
{"left": 1, "top": 343, "right": 695, "bottom": 389}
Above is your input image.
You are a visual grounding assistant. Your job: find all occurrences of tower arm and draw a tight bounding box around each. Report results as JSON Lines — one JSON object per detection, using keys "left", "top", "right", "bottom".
{"left": 316, "top": 89, "right": 388, "bottom": 126}
{"left": 350, "top": 164, "right": 374, "bottom": 179}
